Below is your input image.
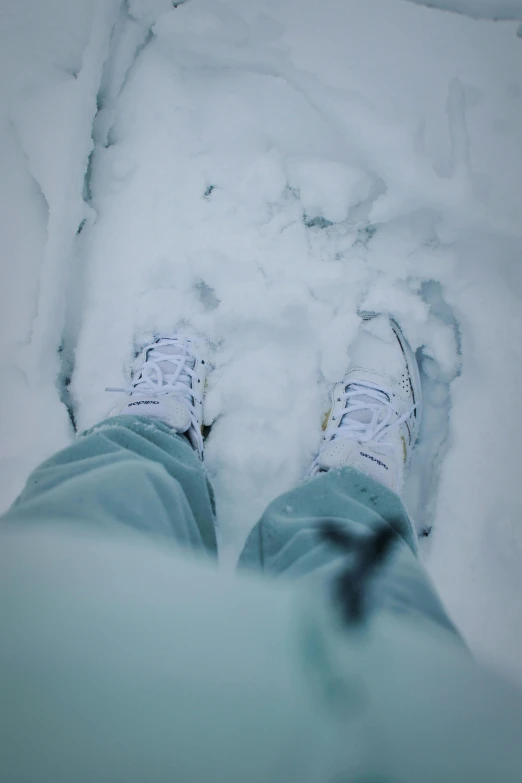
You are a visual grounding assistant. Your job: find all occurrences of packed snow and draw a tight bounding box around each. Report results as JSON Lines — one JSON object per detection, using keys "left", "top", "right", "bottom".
{"left": 1, "top": 0, "right": 522, "bottom": 685}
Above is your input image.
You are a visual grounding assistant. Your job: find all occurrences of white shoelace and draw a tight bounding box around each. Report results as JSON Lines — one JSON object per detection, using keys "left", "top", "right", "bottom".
{"left": 106, "top": 337, "right": 204, "bottom": 453}
{"left": 311, "top": 381, "right": 415, "bottom": 475}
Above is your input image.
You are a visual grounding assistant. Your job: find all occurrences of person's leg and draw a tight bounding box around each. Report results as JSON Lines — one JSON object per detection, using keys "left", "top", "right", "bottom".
{"left": 239, "top": 465, "right": 458, "bottom": 636}
{"left": 4, "top": 415, "right": 217, "bottom": 555}
{"left": 3, "top": 332, "right": 218, "bottom": 555}
{"left": 241, "top": 314, "right": 460, "bottom": 639}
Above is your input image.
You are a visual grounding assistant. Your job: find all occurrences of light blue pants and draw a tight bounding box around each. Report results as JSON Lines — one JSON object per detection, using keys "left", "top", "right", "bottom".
{"left": 4, "top": 415, "right": 457, "bottom": 635}
{"left": 4, "top": 416, "right": 522, "bottom": 783}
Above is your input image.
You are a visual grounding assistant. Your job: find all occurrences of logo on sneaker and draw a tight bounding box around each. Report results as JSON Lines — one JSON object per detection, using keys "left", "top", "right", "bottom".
{"left": 128, "top": 400, "right": 160, "bottom": 407}
{"left": 360, "top": 452, "right": 388, "bottom": 470}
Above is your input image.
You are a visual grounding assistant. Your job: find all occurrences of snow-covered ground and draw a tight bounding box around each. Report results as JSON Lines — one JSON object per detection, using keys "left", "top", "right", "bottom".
{"left": 1, "top": 0, "right": 522, "bottom": 685}
{"left": 407, "top": 0, "right": 522, "bottom": 20}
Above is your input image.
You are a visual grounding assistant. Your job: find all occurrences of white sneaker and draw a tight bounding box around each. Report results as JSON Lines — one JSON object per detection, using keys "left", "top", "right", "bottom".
{"left": 107, "top": 335, "right": 208, "bottom": 458}
{"left": 310, "top": 314, "right": 422, "bottom": 494}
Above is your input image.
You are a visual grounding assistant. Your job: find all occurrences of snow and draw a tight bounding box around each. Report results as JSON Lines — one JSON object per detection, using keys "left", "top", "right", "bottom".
{"left": 405, "top": 0, "right": 522, "bottom": 21}
{"left": 0, "top": 0, "right": 99, "bottom": 510}
{"left": 1, "top": 0, "right": 522, "bottom": 686}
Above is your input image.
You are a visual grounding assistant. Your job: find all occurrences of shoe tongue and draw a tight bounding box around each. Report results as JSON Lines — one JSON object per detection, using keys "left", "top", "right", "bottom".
{"left": 341, "top": 392, "right": 374, "bottom": 426}
{"left": 120, "top": 397, "right": 170, "bottom": 423}
{"left": 340, "top": 384, "right": 387, "bottom": 427}
{"left": 120, "top": 395, "right": 192, "bottom": 432}
{"left": 153, "top": 342, "right": 194, "bottom": 381}
{"left": 318, "top": 438, "right": 397, "bottom": 491}
{"left": 353, "top": 446, "right": 395, "bottom": 490}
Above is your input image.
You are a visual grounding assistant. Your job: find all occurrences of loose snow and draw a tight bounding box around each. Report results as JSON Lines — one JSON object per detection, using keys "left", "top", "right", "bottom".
{"left": 1, "top": 0, "right": 522, "bottom": 686}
